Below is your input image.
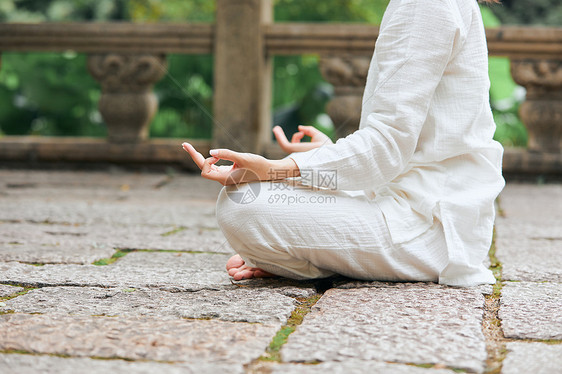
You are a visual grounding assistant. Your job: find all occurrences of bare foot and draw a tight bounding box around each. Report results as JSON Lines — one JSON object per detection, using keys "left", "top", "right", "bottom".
{"left": 226, "top": 254, "right": 275, "bottom": 281}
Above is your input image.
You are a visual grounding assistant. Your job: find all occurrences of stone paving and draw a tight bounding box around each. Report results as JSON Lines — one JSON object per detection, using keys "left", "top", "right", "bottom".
{"left": 0, "top": 169, "right": 561, "bottom": 373}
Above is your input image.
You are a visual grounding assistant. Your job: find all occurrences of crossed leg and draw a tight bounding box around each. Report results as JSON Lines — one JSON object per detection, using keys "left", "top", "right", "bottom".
{"left": 217, "top": 181, "right": 446, "bottom": 283}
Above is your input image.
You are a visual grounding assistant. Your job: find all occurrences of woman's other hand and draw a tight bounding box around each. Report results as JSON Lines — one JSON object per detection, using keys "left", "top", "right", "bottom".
{"left": 182, "top": 143, "right": 299, "bottom": 186}
{"left": 273, "top": 125, "right": 333, "bottom": 153}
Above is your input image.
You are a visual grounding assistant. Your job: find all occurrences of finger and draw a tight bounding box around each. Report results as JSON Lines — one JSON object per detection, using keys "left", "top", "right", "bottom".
{"left": 209, "top": 148, "right": 243, "bottom": 164}
{"left": 182, "top": 142, "right": 205, "bottom": 169}
{"left": 297, "top": 125, "right": 321, "bottom": 137}
{"left": 201, "top": 156, "right": 220, "bottom": 176}
{"left": 273, "top": 126, "right": 290, "bottom": 147}
{"left": 273, "top": 126, "right": 311, "bottom": 152}
{"left": 279, "top": 142, "right": 320, "bottom": 153}
{"left": 291, "top": 131, "right": 305, "bottom": 143}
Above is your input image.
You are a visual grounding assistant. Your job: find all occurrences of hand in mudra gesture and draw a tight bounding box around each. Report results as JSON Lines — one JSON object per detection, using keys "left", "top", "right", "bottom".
{"left": 183, "top": 125, "right": 331, "bottom": 185}
{"left": 273, "top": 125, "right": 333, "bottom": 153}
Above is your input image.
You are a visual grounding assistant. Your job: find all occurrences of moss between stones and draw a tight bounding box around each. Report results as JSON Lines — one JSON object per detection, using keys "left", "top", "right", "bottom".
{"left": 92, "top": 249, "right": 133, "bottom": 266}
{"left": 160, "top": 226, "right": 187, "bottom": 237}
{"left": 93, "top": 248, "right": 227, "bottom": 265}
{"left": 0, "top": 286, "right": 37, "bottom": 302}
{"left": 483, "top": 228, "right": 508, "bottom": 374}
{"left": 409, "top": 363, "right": 467, "bottom": 372}
{"left": 259, "top": 294, "right": 322, "bottom": 363}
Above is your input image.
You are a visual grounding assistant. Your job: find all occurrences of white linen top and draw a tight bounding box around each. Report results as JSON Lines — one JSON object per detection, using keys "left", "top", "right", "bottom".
{"left": 288, "top": 0, "right": 505, "bottom": 287}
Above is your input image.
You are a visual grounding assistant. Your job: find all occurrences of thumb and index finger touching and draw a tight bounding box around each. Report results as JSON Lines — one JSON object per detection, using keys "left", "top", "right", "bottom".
{"left": 183, "top": 142, "right": 242, "bottom": 169}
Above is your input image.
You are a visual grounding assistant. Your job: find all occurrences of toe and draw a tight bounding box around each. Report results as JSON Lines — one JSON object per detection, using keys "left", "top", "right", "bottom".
{"left": 253, "top": 269, "right": 275, "bottom": 278}
{"left": 228, "top": 266, "right": 241, "bottom": 276}
{"left": 226, "top": 254, "right": 245, "bottom": 271}
{"left": 233, "top": 269, "right": 255, "bottom": 281}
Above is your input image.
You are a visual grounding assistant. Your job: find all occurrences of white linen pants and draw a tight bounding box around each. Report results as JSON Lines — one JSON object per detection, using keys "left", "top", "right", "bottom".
{"left": 216, "top": 179, "right": 449, "bottom": 282}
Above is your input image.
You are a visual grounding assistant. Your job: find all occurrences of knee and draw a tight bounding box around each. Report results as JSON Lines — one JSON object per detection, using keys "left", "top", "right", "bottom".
{"left": 215, "top": 182, "right": 266, "bottom": 236}
{"left": 216, "top": 186, "right": 236, "bottom": 232}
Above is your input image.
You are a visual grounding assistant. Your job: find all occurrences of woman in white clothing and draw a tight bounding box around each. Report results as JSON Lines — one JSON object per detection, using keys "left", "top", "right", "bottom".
{"left": 183, "top": 0, "right": 504, "bottom": 287}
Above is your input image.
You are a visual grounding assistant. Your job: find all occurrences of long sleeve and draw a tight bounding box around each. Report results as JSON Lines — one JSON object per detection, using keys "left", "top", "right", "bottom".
{"left": 288, "top": 0, "right": 462, "bottom": 191}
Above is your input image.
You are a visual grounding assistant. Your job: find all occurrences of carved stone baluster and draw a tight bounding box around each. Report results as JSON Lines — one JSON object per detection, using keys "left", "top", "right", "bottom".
{"left": 87, "top": 53, "right": 167, "bottom": 143}
{"left": 511, "top": 60, "right": 562, "bottom": 153}
{"left": 319, "top": 56, "right": 370, "bottom": 139}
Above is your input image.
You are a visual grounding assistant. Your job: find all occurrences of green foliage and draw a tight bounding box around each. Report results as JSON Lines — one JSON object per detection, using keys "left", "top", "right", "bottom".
{"left": 274, "top": 0, "right": 389, "bottom": 23}
{"left": 0, "top": 52, "right": 104, "bottom": 136}
{"left": 0, "top": 0, "right": 548, "bottom": 147}
{"left": 272, "top": 0, "right": 389, "bottom": 137}
{"left": 481, "top": 6, "right": 528, "bottom": 147}
{"left": 489, "top": 0, "right": 562, "bottom": 26}
{"left": 128, "top": 0, "right": 214, "bottom": 22}
{"left": 151, "top": 55, "right": 214, "bottom": 139}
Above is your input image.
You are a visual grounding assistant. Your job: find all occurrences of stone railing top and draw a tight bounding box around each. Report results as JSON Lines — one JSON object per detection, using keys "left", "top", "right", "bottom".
{"left": 266, "top": 24, "right": 562, "bottom": 59}
{"left": 0, "top": 22, "right": 214, "bottom": 54}
{"left": 0, "top": 22, "right": 560, "bottom": 59}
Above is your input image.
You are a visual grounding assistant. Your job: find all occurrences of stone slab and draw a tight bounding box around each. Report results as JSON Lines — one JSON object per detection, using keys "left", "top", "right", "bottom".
{"left": 0, "top": 314, "right": 276, "bottom": 364}
{"left": 0, "top": 222, "right": 234, "bottom": 264}
{"left": 0, "top": 254, "right": 317, "bottom": 293}
{"left": 495, "top": 218, "right": 562, "bottom": 282}
{"left": 336, "top": 280, "right": 494, "bottom": 296}
{"left": 270, "top": 361, "right": 458, "bottom": 374}
{"left": 281, "top": 283, "right": 487, "bottom": 373}
{"left": 0, "top": 197, "right": 218, "bottom": 228}
{"left": 499, "top": 282, "right": 562, "bottom": 340}
{"left": 501, "top": 342, "right": 562, "bottom": 374}
{"left": 0, "top": 284, "right": 23, "bottom": 298}
{"left": 0, "top": 169, "right": 166, "bottom": 190}
{"left": 496, "top": 237, "right": 562, "bottom": 282}
{"left": 0, "top": 169, "right": 222, "bottom": 200}
{"left": 0, "top": 222, "right": 117, "bottom": 264}
{"left": 113, "top": 251, "right": 230, "bottom": 269}
{"left": 0, "top": 258, "right": 233, "bottom": 292}
{"left": 0, "top": 353, "right": 243, "bottom": 374}
{"left": 499, "top": 184, "right": 562, "bottom": 223}
{"left": 495, "top": 219, "right": 562, "bottom": 241}
{"left": 0, "top": 286, "right": 314, "bottom": 325}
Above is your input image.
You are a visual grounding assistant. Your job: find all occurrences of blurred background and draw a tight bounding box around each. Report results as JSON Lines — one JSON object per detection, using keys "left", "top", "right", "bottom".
{"left": 1, "top": 0, "right": 561, "bottom": 147}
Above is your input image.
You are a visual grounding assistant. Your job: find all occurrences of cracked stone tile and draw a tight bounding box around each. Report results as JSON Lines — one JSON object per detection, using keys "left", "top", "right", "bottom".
{"left": 501, "top": 342, "right": 562, "bottom": 374}
{"left": 0, "top": 260, "right": 232, "bottom": 292}
{"left": 0, "top": 222, "right": 116, "bottom": 264}
{"left": 335, "top": 280, "right": 493, "bottom": 296}
{"left": 0, "top": 314, "right": 276, "bottom": 365}
{"left": 0, "top": 170, "right": 223, "bottom": 200}
{"left": 499, "top": 184, "right": 562, "bottom": 223}
{"left": 0, "top": 197, "right": 218, "bottom": 228}
{"left": 499, "top": 282, "right": 562, "bottom": 340}
{"left": 269, "top": 360, "right": 458, "bottom": 373}
{"left": 0, "top": 354, "right": 243, "bottom": 374}
{"left": 0, "top": 255, "right": 317, "bottom": 294}
{"left": 113, "top": 251, "right": 230, "bottom": 269}
{"left": 0, "top": 170, "right": 165, "bottom": 190}
{"left": 495, "top": 217, "right": 562, "bottom": 283}
{"left": 281, "top": 283, "right": 487, "bottom": 373}
{"left": 0, "top": 222, "right": 233, "bottom": 264}
{"left": 495, "top": 218, "right": 562, "bottom": 241}
{"left": 0, "top": 284, "right": 23, "bottom": 298}
{"left": 0, "top": 286, "right": 313, "bottom": 325}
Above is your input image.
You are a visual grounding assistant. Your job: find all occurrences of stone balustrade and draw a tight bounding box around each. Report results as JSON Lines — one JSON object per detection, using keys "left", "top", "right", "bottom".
{"left": 0, "top": 4, "right": 560, "bottom": 173}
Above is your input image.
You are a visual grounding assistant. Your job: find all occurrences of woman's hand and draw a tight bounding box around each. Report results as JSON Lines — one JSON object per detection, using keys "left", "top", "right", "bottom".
{"left": 273, "top": 125, "right": 333, "bottom": 153}
{"left": 182, "top": 143, "right": 299, "bottom": 186}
